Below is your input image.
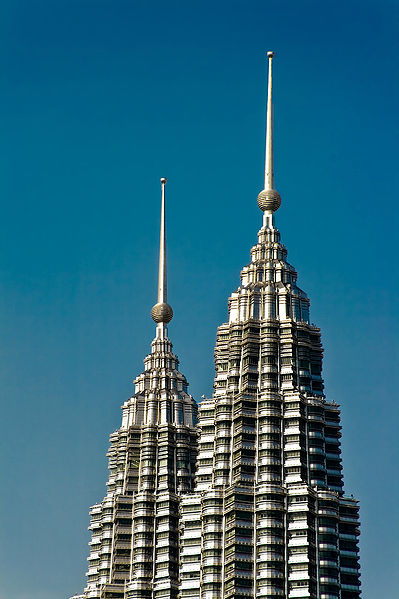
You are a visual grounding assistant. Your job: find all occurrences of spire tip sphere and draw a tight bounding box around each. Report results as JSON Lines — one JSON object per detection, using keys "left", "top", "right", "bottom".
{"left": 151, "top": 302, "right": 173, "bottom": 324}
{"left": 267, "top": 51, "right": 274, "bottom": 58}
{"left": 257, "top": 188, "right": 281, "bottom": 213}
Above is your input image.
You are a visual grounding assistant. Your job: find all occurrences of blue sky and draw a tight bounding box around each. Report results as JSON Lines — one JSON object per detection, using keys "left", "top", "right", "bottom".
{"left": 0, "top": 1, "right": 398, "bottom": 598}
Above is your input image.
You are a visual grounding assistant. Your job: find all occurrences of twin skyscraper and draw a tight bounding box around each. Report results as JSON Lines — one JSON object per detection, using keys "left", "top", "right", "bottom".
{"left": 71, "top": 54, "right": 361, "bottom": 599}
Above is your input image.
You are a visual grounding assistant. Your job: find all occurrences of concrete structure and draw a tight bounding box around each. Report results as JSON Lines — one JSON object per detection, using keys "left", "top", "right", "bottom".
{"left": 71, "top": 54, "right": 361, "bottom": 599}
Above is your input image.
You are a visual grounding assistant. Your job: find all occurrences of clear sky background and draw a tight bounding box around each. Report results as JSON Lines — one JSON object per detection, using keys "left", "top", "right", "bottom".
{"left": 0, "top": 1, "right": 398, "bottom": 598}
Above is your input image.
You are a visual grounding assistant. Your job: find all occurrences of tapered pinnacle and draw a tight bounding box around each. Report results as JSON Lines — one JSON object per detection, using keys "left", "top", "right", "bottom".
{"left": 265, "top": 51, "right": 274, "bottom": 191}
{"left": 151, "top": 178, "right": 173, "bottom": 324}
{"left": 257, "top": 51, "right": 281, "bottom": 216}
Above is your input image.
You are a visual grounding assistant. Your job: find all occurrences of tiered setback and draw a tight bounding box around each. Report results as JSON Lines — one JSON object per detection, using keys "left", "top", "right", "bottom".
{"left": 179, "top": 223, "right": 361, "bottom": 599}
{"left": 84, "top": 331, "right": 198, "bottom": 599}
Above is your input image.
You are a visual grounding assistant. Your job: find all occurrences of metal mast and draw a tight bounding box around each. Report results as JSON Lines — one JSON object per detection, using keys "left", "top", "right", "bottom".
{"left": 257, "top": 51, "right": 282, "bottom": 229}
{"left": 152, "top": 177, "right": 173, "bottom": 339}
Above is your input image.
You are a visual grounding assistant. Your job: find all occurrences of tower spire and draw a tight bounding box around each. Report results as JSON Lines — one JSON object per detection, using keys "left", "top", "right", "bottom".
{"left": 265, "top": 50, "right": 274, "bottom": 190}
{"left": 151, "top": 178, "right": 173, "bottom": 330}
{"left": 257, "top": 51, "right": 281, "bottom": 227}
{"left": 158, "top": 177, "right": 167, "bottom": 305}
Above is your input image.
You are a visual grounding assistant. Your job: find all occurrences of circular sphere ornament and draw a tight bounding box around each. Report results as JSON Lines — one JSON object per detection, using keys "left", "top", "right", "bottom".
{"left": 257, "top": 188, "right": 281, "bottom": 213}
{"left": 151, "top": 302, "right": 173, "bottom": 324}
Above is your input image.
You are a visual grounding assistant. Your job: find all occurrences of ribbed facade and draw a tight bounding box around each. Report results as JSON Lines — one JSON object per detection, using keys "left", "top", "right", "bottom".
{"left": 82, "top": 330, "right": 197, "bottom": 599}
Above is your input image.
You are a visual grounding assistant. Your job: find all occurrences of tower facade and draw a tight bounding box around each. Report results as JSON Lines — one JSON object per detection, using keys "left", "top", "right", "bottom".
{"left": 179, "top": 54, "right": 361, "bottom": 599}
{"left": 79, "top": 179, "right": 198, "bottom": 599}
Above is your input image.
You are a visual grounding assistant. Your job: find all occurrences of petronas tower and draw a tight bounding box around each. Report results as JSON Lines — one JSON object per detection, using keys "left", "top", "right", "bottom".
{"left": 73, "top": 180, "right": 198, "bottom": 599}
{"left": 71, "top": 53, "right": 361, "bottom": 599}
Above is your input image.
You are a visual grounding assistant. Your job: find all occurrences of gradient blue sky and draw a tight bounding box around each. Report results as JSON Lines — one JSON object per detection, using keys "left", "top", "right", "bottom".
{"left": 0, "top": 1, "right": 398, "bottom": 598}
